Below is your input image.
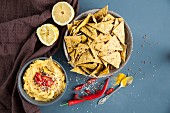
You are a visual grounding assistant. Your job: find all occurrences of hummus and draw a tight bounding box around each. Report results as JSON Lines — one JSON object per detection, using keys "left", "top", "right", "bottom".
{"left": 23, "top": 58, "right": 66, "bottom": 102}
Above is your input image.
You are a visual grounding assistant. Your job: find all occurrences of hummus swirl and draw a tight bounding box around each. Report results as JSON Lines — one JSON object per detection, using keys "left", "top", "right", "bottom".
{"left": 23, "top": 58, "right": 66, "bottom": 102}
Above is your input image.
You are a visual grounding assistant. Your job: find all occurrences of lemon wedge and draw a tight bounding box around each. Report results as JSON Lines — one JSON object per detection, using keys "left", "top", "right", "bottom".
{"left": 36, "top": 24, "right": 59, "bottom": 46}
{"left": 52, "top": 2, "right": 75, "bottom": 26}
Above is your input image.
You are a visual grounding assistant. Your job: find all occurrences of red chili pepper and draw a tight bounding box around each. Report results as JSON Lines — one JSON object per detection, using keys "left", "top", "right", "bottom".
{"left": 74, "top": 84, "right": 85, "bottom": 91}
{"left": 105, "top": 88, "right": 114, "bottom": 95}
{"left": 84, "top": 89, "right": 91, "bottom": 94}
{"left": 74, "top": 94, "right": 79, "bottom": 99}
{"left": 81, "top": 78, "right": 109, "bottom": 100}
{"left": 95, "top": 90, "right": 101, "bottom": 94}
{"left": 86, "top": 78, "right": 97, "bottom": 84}
{"left": 60, "top": 78, "right": 109, "bottom": 106}
{"left": 60, "top": 99, "right": 86, "bottom": 106}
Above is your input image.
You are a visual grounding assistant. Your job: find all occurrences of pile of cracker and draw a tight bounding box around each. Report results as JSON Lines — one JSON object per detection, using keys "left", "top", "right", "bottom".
{"left": 64, "top": 5, "right": 127, "bottom": 77}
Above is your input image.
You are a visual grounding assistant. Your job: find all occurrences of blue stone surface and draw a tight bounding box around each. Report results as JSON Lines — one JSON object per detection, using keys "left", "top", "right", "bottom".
{"left": 40, "top": 0, "right": 170, "bottom": 113}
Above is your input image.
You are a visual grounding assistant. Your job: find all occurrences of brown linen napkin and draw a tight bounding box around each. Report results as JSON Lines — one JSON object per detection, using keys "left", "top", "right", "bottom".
{"left": 0, "top": 0, "right": 79, "bottom": 113}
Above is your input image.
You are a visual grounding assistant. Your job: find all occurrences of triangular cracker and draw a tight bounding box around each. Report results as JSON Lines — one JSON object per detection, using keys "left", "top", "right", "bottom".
{"left": 86, "top": 25, "right": 97, "bottom": 39}
{"left": 75, "top": 50, "right": 95, "bottom": 65}
{"left": 113, "top": 21, "right": 125, "bottom": 45}
{"left": 99, "top": 66, "right": 110, "bottom": 75}
{"left": 81, "top": 67, "right": 92, "bottom": 74}
{"left": 101, "top": 51, "right": 121, "bottom": 68}
{"left": 64, "top": 36, "right": 82, "bottom": 53}
{"left": 73, "top": 13, "right": 91, "bottom": 35}
{"left": 81, "top": 35, "right": 88, "bottom": 43}
{"left": 94, "top": 42, "right": 105, "bottom": 51}
{"left": 106, "top": 35, "right": 123, "bottom": 51}
{"left": 68, "top": 50, "right": 76, "bottom": 65}
{"left": 102, "top": 14, "right": 115, "bottom": 23}
{"left": 113, "top": 18, "right": 119, "bottom": 28}
{"left": 80, "top": 26, "right": 97, "bottom": 40}
{"left": 100, "top": 58, "right": 108, "bottom": 67}
{"left": 75, "top": 43, "right": 89, "bottom": 59}
{"left": 94, "top": 5, "right": 108, "bottom": 21}
{"left": 71, "top": 67, "right": 86, "bottom": 75}
{"left": 120, "top": 44, "right": 127, "bottom": 62}
{"left": 88, "top": 43, "right": 102, "bottom": 64}
{"left": 90, "top": 64, "right": 103, "bottom": 76}
{"left": 88, "top": 22, "right": 113, "bottom": 34}
{"left": 78, "top": 63, "right": 98, "bottom": 70}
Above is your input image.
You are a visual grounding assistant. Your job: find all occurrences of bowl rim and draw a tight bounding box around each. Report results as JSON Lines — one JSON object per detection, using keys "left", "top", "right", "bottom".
{"left": 17, "top": 57, "right": 67, "bottom": 106}
{"left": 63, "top": 9, "right": 133, "bottom": 78}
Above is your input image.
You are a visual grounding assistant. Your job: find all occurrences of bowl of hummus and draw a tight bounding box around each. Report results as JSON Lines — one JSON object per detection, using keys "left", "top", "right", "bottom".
{"left": 18, "top": 57, "right": 67, "bottom": 106}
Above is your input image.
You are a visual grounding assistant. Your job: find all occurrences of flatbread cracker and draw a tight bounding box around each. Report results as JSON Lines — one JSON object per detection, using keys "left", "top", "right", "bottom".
{"left": 121, "top": 44, "right": 127, "bottom": 62}
{"left": 75, "top": 50, "right": 95, "bottom": 65}
{"left": 68, "top": 50, "right": 76, "bottom": 65}
{"left": 71, "top": 67, "right": 86, "bottom": 75}
{"left": 75, "top": 43, "right": 89, "bottom": 59}
{"left": 95, "top": 33, "right": 111, "bottom": 43}
{"left": 118, "top": 18, "right": 124, "bottom": 22}
{"left": 80, "top": 26, "right": 97, "bottom": 40}
{"left": 81, "top": 67, "right": 91, "bottom": 74}
{"left": 88, "top": 22, "right": 113, "bottom": 34}
{"left": 94, "top": 5, "right": 108, "bottom": 20}
{"left": 68, "top": 20, "right": 83, "bottom": 34}
{"left": 113, "top": 21, "right": 125, "bottom": 45}
{"left": 100, "top": 59, "right": 108, "bottom": 67}
{"left": 78, "top": 63, "right": 98, "bottom": 70}
{"left": 88, "top": 44, "right": 102, "bottom": 64}
{"left": 91, "top": 15, "right": 97, "bottom": 24}
{"left": 99, "top": 66, "right": 110, "bottom": 75}
{"left": 94, "top": 42, "right": 105, "bottom": 51}
{"left": 106, "top": 35, "right": 123, "bottom": 51}
{"left": 101, "top": 51, "right": 121, "bottom": 68}
{"left": 64, "top": 36, "right": 82, "bottom": 53}
{"left": 73, "top": 13, "right": 91, "bottom": 35}
{"left": 90, "top": 64, "right": 103, "bottom": 76}
{"left": 113, "top": 18, "right": 119, "bottom": 28}
{"left": 67, "top": 24, "right": 72, "bottom": 32}
{"left": 102, "top": 14, "right": 115, "bottom": 23}
{"left": 86, "top": 25, "right": 97, "bottom": 39}
{"left": 81, "top": 35, "right": 88, "bottom": 43}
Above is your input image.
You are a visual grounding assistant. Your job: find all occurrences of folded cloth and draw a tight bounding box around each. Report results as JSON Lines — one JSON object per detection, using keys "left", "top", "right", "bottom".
{"left": 0, "top": 0, "right": 79, "bottom": 113}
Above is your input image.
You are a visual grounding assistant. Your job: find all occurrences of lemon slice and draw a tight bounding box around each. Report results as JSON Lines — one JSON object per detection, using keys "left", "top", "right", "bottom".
{"left": 36, "top": 24, "right": 59, "bottom": 46}
{"left": 52, "top": 2, "right": 75, "bottom": 26}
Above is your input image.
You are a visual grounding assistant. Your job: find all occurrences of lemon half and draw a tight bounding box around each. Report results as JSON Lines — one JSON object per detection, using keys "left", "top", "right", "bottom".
{"left": 36, "top": 24, "right": 59, "bottom": 46}
{"left": 52, "top": 2, "right": 75, "bottom": 26}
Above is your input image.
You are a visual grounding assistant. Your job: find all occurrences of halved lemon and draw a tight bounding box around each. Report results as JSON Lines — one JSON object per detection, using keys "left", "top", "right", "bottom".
{"left": 36, "top": 24, "right": 59, "bottom": 46}
{"left": 52, "top": 2, "right": 75, "bottom": 26}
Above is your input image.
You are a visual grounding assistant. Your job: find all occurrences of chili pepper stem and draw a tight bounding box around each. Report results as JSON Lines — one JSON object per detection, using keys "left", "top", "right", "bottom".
{"left": 60, "top": 103, "right": 68, "bottom": 106}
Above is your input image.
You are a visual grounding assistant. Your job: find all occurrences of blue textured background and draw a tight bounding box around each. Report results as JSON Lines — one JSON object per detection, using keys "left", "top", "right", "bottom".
{"left": 40, "top": 0, "right": 170, "bottom": 113}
